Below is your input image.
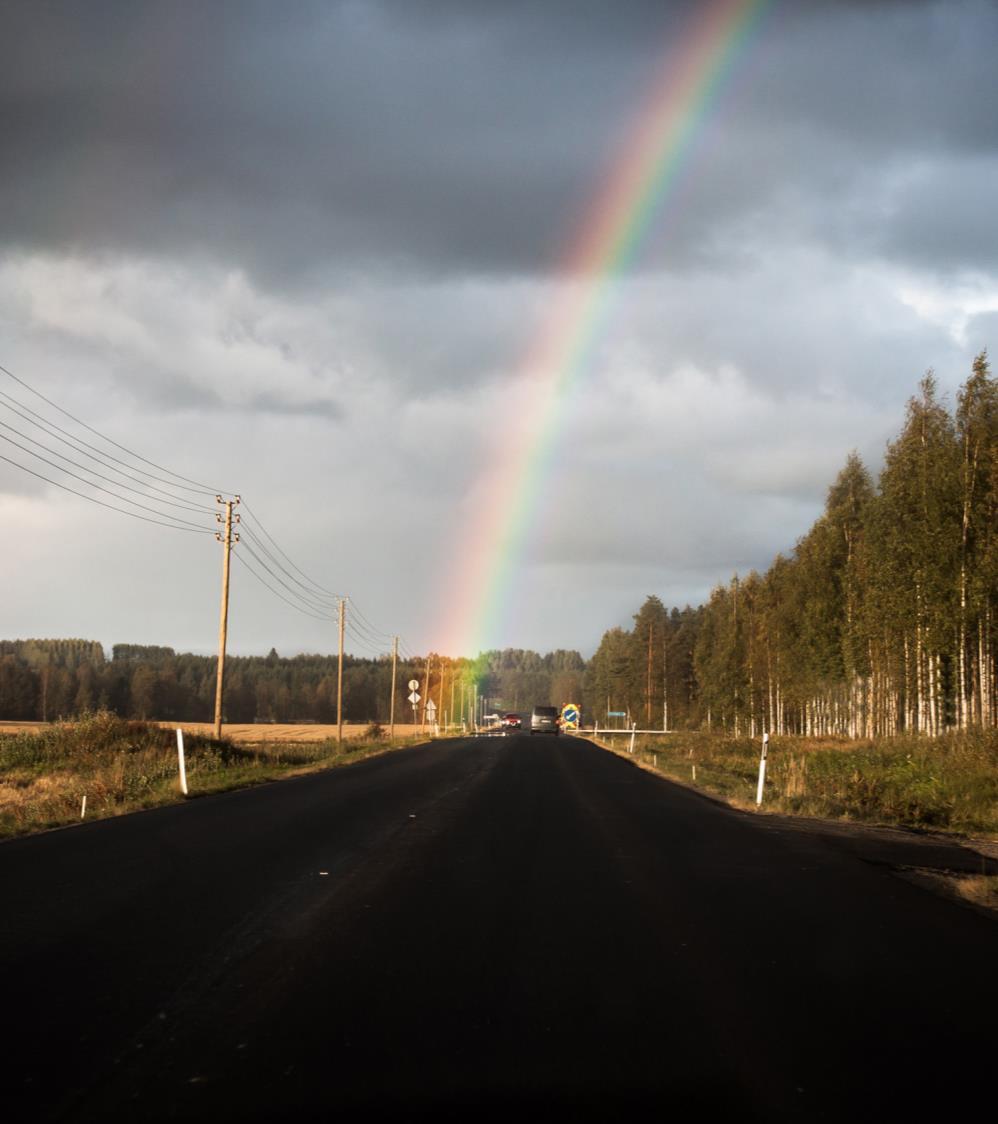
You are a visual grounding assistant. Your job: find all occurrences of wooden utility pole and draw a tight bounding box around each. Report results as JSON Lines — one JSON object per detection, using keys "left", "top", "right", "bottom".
{"left": 421, "top": 655, "right": 431, "bottom": 731}
{"left": 450, "top": 670, "right": 456, "bottom": 732}
{"left": 389, "top": 635, "right": 398, "bottom": 740}
{"left": 213, "top": 495, "right": 240, "bottom": 740}
{"left": 337, "top": 598, "right": 345, "bottom": 744}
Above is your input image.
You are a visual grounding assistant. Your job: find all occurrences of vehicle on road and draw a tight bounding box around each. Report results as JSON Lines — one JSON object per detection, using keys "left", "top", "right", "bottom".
{"left": 530, "top": 705, "right": 560, "bottom": 735}
{"left": 501, "top": 713, "right": 522, "bottom": 729}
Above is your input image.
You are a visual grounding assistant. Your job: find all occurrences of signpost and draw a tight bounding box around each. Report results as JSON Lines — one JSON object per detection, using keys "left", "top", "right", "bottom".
{"left": 408, "top": 686, "right": 420, "bottom": 727}
{"left": 756, "top": 732, "right": 769, "bottom": 806}
{"left": 561, "top": 703, "right": 580, "bottom": 731}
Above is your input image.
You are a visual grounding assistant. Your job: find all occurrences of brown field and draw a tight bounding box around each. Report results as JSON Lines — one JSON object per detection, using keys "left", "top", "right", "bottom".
{"left": 0, "top": 720, "right": 435, "bottom": 742}
{"left": 164, "top": 722, "right": 431, "bottom": 742}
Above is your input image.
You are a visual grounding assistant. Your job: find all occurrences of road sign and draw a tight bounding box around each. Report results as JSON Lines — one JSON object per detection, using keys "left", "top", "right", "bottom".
{"left": 425, "top": 699, "right": 437, "bottom": 716}
{"left": 561, "top": 703, "right": 580, "bottom": 729}
{"left": 408, "top": 691, "right": 420, "bottom": 705}
{"left": 607, "top": 711, "right": 626, "bottom": 718}
{"left": 408, "top": 679, "right": 420, "bottom": 691}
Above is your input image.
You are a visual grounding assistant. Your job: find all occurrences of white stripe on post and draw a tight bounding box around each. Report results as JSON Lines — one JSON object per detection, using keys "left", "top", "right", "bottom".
{"left": 176, "top": 728, "right": 189, "bottom": 796}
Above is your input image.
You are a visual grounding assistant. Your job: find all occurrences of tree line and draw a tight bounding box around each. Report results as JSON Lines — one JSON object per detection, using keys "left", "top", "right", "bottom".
{"left": 0, "top": 640, "right": 586, "bottom": 727}
{"left": 587, "top": 353, "right": 996, "bottom": 736}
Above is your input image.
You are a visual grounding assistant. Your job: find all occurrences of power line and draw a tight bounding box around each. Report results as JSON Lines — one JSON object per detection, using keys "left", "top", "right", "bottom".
{"left": 232, "top": 549, "right": 331, "bottom": 621}
{"left": 0, "top": 435, "right": 214, "bottom": 531}
{"left": 238, "top": 523, "right": 340, "bottom": 610}
{"left": 345, "top": 623, "right": 389, "bottom": 657}
{"left": 0, "top": 388, "right": 219, "bottom": 510}
{"left": 0, "top": 418, "right": 216, "bottom": 517}
{"left": 343, "top": 611, "right": 394, "bottom": 647}
{"left": 346, "top": 598, "right": 396, "bottom": 644}
{"left": 236, "top": 502, "right": 403, "bottom": 654}
{"left": 0, "top": 451, "right": 215, "bottom": 534}
{"left": 0, "top": 362, "right": 228, "bottom": 495}
{"left": 240, "top": 500, "right": 342, "bottom": 600}
{"left": 239, "top": 538, "right": 339, "bottom": 619}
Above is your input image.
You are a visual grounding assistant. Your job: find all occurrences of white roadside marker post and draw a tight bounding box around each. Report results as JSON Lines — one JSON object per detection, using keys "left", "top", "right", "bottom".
{"left": 80, "top": 794, "right": 87, "bottom": 819}
{"left": 629, "top": 722, "right": 637, "bottom": 755}
{"left": 176, "top": 728, "right": 189, "bottom": 796}
{"left": 756, "top": 732, "right": 769, "bottom": 806}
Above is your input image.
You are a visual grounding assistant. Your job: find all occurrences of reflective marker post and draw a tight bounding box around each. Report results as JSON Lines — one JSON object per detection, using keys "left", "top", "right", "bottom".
{"left": 176, "top": 728, "right": 189, "bottom": 796}
{"left": 756, "top": 732, "right": 769, "bottom": 806}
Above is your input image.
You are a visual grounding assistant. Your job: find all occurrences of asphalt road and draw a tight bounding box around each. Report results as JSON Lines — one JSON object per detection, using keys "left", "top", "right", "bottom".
{"left": 2, "top": 734, "right": 995, "bottom": 1121}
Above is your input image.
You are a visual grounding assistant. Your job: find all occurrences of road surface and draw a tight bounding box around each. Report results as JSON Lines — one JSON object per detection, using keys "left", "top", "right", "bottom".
{"left": 2, "top": 734, "right": 995, "bottom": 1120}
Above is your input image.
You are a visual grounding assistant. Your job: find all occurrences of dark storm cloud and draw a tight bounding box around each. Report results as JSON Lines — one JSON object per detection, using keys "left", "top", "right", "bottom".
{"left": 1, "top": 0, "right": 996, "bottom": 283}
{"left": 0, "top": 0, "right": 657, "bottom": 279}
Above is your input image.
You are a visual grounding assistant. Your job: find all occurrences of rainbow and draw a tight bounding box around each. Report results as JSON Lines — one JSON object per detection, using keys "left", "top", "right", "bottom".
{"left": 437, "top": 0, "right": 771, "bottom": 657}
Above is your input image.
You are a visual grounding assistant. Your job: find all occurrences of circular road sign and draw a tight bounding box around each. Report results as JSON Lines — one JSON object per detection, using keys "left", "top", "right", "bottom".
{"left": 408, "top": 679, "right": 420, "bottom": 691}
{"left": 561, "top": 703, "right": 580, "bottom": 729}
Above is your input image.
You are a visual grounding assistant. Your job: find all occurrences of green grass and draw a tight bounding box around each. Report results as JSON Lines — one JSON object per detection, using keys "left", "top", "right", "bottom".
{"left": 0, "top": 711, "right": 424, "bottom": 839}
{"left": 599, "top": 728, "right": 998, "bottom": 837}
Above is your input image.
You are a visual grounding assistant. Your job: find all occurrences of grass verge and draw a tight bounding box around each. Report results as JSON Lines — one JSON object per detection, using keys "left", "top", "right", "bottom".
{"left": 594, "top": 728, "right": 998, "bottom": 838}
{"left": 0, "top": 711, "right": 427, "bottom": 840}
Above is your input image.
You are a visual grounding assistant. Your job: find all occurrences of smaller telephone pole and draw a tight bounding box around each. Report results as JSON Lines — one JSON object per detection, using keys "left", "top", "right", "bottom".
{"left": 337, "top": 598, "right": 345, "bottom": 745}
{"left": 213, "top": 495, "right": 240, "bottom": 740}
{"left": 421, "top": 655, "right": 431, "bottom": 732}
{"left": 450, "top": 669, "right": 456, "bottom": 732}
{"left": 389, "top": 636, "right": 399, "bottom": 740}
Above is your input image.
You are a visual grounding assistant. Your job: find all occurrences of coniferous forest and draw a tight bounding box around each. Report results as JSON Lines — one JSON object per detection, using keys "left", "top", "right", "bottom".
{"left": 1, "top": 356, "right": 994, "bottom": 737}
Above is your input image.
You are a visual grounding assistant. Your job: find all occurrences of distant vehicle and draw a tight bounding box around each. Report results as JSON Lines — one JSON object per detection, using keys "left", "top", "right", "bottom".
{"left": 530, "top": 705, "right": 560, "bottom": 736}
{"left": 501, "top": 713, "right": 522, "bottom": 729}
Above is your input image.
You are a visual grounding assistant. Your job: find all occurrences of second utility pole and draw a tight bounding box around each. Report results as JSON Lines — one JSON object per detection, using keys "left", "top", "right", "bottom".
{"left": 337, "top": 598, "right": 345, "bottom": 745}
{"left": 213, "top": 495, "right": 239, "bottom": 740}
{"left": 389, "top": 635, "right": 398, "bottom": 740}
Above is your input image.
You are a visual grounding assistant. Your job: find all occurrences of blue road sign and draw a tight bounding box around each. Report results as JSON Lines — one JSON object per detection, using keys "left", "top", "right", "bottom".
{"left": 561, "top": 704, "right": 580, "bottom": 729}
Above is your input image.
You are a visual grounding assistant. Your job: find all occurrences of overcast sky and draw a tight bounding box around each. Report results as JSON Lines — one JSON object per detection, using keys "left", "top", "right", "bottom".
{"left": 1, "top": 0, "right": 996, "bottom": 660}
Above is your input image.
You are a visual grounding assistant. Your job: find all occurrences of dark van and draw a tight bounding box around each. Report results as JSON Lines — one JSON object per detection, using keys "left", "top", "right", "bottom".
{"left": 530, "top": 705, "right": 560, "bottom": 735}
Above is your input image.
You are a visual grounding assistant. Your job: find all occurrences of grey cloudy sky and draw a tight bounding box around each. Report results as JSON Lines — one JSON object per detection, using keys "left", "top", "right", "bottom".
{"left": 1, "top": 0, "right": 996, "bottom": 659}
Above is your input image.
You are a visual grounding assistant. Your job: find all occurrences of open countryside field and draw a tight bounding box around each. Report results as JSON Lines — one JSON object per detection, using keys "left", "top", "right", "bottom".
{"left": 165, "top": 722, "right": 430, "bottom": 742}
{"left": 600, "top": 728, "right": 998, "bottom": 839}
{"left": 0, "top": 721, "right": 431, "bottom": 741}
{"left": 0, "top": 713, "right": 442, "bottom": 839}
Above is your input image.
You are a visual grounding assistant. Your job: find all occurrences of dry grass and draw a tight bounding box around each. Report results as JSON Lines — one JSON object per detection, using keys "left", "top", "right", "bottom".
{"left": 1, "top": 721, "right": 431, "bottom": 743}
{"left": 955, "top": 874, "right": 998, "bottom": 910}
{"left": 590, "top": 728, "right": 998, "bottom": 837}
{"left": 0, "top": 711, "right": 438, "bottom": 839}
{"left": 158, "top": 722, "right": 430, "bottom": 743}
